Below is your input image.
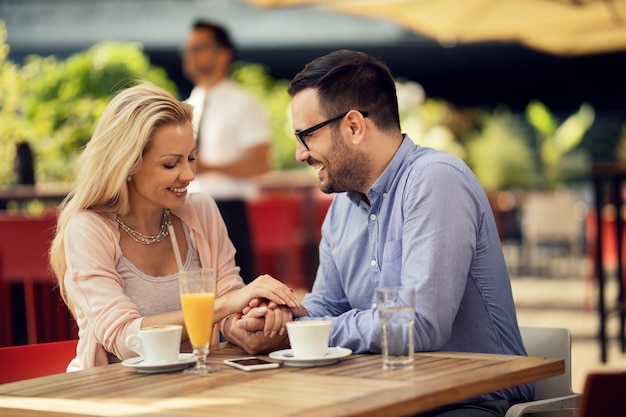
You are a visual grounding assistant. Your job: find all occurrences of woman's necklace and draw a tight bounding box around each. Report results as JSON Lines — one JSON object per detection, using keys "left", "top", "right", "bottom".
{"left": 116, "top": 209, "right": 171, "bottom": 245}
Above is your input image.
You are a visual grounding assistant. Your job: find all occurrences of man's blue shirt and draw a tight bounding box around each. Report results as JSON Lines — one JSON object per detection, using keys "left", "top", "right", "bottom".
{"left": 302, "top": 135, "right": 533, "bottom": 402}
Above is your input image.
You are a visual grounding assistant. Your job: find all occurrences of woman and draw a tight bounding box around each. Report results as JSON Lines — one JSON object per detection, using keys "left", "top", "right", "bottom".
{"left": 49, "top": 82, "right": 299, "bottom": 371}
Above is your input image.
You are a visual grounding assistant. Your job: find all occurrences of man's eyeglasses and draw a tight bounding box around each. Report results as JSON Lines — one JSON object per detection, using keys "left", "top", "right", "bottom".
{"left": 295, "top": 110, "right": 368, "bottom": 150}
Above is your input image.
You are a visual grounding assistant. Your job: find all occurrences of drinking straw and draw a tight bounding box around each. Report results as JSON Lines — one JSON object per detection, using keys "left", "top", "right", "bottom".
{"left": 167, "top": 224, "right": 185, "bottom": 274}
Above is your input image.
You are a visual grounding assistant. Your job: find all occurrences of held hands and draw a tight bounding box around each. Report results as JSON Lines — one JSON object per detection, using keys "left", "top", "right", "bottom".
{"left": 236, "top": 297, "right": 310, "bottom": 334}
{"left": 238, "top": 300, "right": 292, "bottom": 337}
{"left": 225, "top": 302, "right": 292, "bottom": 355}
{"left": 224, "top": 274, "right": 309, "bottom": 354}
{"left": 227, "top": 299, "right": 309, "bottom": 355}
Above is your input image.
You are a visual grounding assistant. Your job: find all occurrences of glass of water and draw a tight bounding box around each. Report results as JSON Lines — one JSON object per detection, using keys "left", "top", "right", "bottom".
{"left": 376, "top": 286, "right": 416, "bottom": 370}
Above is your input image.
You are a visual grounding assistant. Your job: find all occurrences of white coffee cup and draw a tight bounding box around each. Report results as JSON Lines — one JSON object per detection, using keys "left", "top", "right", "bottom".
{"left": 286, "top": 320, "right": 331, "bottom": 358}
{"left": 125, "top": 324, "right": 182, "bottom": 365}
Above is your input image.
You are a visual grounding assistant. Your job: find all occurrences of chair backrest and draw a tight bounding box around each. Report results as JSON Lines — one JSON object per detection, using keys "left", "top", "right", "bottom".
{"left": 0, "top": 213, "right": 57, "bottom": 282}
{"left": 519, "top": 326, "right": 576, "bottom": 400}
{"left": 0, "top": 339, "right": 77, "bottom": 384}
{"left": 577, "top": 371, "right": 626, "bottom": 417}
{"left": 521, "top": 191, "right": 584, "bottom": 243}
{"left": 312, "top": 190, "right": 333, "bottom": 243}
{"left": 247, "top": 193, "right": 305, "bottom": 251}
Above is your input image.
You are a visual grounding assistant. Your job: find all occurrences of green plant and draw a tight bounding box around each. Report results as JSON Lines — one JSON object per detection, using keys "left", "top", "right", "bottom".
{"left": 0, "top": 25, "right": 178, "bottom": 185}
{"left": 0, "top": 18, "right": 600, "bottom": 190}
{"left": 465, "top": 108, "right": 534, "bottom": 192}
{"left": 0, "top": 21, "right": 28, "bottom": 185}
{"left": 397, "top": 82, "right": 467, "bottom": 160}
{"left": 525, "top": 100, "right": 595, "bottom": 188}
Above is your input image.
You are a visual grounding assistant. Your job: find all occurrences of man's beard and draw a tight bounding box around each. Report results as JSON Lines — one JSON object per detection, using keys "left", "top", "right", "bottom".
{"left": 315, "top": 131, "right": 371, "bottom": 194}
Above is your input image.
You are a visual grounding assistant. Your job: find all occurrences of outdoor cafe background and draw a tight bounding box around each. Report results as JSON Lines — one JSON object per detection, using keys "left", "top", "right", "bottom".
{"left": 1, "top": 0, "right": 626, "bottom": 347}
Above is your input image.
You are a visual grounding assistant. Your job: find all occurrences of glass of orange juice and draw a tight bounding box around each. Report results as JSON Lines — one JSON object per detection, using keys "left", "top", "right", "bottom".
{"left": 179, "top": 268, "right": 219, "bottom": 374}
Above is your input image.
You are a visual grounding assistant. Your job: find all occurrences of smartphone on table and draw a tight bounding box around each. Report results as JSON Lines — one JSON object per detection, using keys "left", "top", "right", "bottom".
{"left": 223, "top": 357, "right": 280, "bottom": 371}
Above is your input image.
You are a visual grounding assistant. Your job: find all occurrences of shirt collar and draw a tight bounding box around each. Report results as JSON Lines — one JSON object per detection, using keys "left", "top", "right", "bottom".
{"left": 347, "top": 134, "right": 417, "bottom": 205}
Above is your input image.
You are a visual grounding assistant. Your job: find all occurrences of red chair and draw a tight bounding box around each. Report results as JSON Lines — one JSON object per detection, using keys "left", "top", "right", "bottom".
{"left": 312, "top": 189, "right": 333, "bottom": 243}
{"left": 247, "top": 192, "right": 307, "bottom": 289}
{"left": 0, "top": 339, "right": 77, "bottom": 384}
{"left": 0, "top": 212, "right": 74, "bottom": 345}
{"left": 577, "top": 370, "right": 626, "bottom": 417}
{"left": 583, "top": 206, "right": 626, "bottom": 312}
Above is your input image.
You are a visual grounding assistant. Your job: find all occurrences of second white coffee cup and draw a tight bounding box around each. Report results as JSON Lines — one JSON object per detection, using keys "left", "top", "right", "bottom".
{"left": 125, "top": 324, "right": 182, "bottom": 365}
{"left": 286, "top": 320, "right": 331, "bottom": 358}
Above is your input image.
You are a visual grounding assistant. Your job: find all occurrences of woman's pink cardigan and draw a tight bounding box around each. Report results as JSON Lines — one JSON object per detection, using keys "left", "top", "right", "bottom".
{"left": 63, "top": 192, "right": 245, "bottom": 371}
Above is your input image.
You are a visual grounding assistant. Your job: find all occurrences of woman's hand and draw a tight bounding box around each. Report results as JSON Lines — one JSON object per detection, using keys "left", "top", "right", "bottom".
{"left": 226, "top": 274, "right": 301, "bottom": 313}
{"left": 245, "top": 297, "right": 310, "bottom": 319}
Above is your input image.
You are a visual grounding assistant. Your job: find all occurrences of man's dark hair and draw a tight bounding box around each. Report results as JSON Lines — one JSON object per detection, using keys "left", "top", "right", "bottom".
{"left": 192, "top": 19, "right": 235, "bottom": 52}
{"left": 288, "top": 49, "right": 401, "bottom": 133}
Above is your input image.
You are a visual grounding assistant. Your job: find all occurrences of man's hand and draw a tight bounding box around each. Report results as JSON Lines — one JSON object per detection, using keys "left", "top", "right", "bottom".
{"left": 226, "top": 312, "right": 290, "bottom": 355}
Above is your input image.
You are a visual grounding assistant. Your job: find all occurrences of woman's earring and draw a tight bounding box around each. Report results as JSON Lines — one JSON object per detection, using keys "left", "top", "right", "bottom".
{"left": 127, "top": 176, "right": 132, "bottom": 182}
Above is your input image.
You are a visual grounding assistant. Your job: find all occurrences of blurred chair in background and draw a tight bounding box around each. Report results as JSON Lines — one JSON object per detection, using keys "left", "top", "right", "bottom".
{"left": 0, "top": 339, "right": 77, "bottom": 384}
{"left": 576, "top": 370, "right": 626, "bottom": 417}
{"left": 0, "top": 212, "right": 75, "bottom": 346}
{"left": 520, "top": 190, "right": 586, "bottom": 277}
{"left": 247, "top": 192, "right": 307, "bottom": 290}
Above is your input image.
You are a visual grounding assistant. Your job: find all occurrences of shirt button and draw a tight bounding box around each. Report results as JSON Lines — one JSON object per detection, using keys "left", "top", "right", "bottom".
{"left": 370, "top": 260, "right": 377, "bottom": 267}
{"left": 383, "top": 192, "right": 388, "bottom": 198}
{"left": 370, "top": 214, "right": 377, "bottom": 221}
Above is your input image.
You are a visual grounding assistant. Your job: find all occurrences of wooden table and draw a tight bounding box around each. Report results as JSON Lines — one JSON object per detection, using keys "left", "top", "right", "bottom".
{"left": 0, "top": 343, "right": 563, "bottom": 417}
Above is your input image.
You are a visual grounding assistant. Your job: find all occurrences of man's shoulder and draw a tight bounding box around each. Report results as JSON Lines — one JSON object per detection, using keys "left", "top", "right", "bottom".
{"left": 404, "top": 145, "right": 469, "bottom": 178}
{"left": 408, "top": 144, "right": 461, "bottom": 164}
{"left": 218, "top": 79, "right": 257, "bottom": 99}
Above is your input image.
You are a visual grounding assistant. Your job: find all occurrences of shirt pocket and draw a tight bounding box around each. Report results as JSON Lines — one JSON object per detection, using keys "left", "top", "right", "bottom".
{"left": 381, "top": 238, "right": 403, "bottom": 285}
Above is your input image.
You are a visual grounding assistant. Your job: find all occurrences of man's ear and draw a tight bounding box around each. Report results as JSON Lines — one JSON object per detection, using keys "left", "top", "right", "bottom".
{"left": 346, "top": 110, "right": 367, "bottom": 145}
{"left": 220, "top": 49, "right": 234, "bottom": 73}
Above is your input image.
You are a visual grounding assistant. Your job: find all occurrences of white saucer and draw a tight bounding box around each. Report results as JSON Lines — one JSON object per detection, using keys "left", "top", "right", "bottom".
{"left": 269, "top": 347, "right": 352, "bottom": 368}
{"left": 121, "top": 353, "right": 196, "bottom": 374}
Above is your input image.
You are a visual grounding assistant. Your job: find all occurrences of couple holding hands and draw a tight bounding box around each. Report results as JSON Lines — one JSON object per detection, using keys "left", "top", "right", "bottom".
{"left": 51, "top": 45, "right": 531, "bottom": 417}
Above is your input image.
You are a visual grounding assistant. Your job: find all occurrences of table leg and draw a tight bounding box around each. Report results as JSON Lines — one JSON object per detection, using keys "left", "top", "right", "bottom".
{"left": 594, "top": 179, "right": 607, "bottom": 363}
{"left": 613, "top": 178, "right": 626, "bottom": 353}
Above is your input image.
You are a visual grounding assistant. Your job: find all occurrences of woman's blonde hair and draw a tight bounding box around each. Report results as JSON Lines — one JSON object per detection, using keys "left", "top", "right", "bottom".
{"left": 50, "top": 82, "right": 194, "bottom": 314}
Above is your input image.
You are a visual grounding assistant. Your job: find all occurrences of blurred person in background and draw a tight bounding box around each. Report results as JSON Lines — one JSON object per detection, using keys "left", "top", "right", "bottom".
{"left": 182, "top": 19, "right": 271, "bottom": 284}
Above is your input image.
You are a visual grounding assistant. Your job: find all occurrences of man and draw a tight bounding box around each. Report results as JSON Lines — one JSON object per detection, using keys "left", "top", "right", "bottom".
{"left": 182, "top": 19, "right": 270, "bottom": 284}
{"left": 285, "top": 49, "right": 533, "bottom": 416}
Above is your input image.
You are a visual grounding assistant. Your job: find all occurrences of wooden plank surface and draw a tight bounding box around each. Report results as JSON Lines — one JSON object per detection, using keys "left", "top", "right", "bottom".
{"left": 0, "top": 343, "right": 564, "bottom": 417}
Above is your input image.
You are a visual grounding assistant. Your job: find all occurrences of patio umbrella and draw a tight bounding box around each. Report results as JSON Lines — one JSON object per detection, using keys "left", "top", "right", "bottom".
{"left": 245, "top": 0, "right": 626, "bottom": 56}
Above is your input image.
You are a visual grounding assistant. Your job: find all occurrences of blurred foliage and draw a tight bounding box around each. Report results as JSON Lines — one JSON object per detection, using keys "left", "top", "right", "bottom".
{"left": 465, "top": 108, "right": 535, "bottom": 192}
{"left": 0, "top": 20, "right": 608, "bottom": 192}
{"left": 397, "top": 77, "right": 596, "bottom": 191}
{"left": 0, "top": 22, "right": 177, "bottom": 185}
{"left": 526, "top": 100, "right": 595, "bottom": 189}
{"left": 400, "top": 93, "right": 467, "bottom": 161}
